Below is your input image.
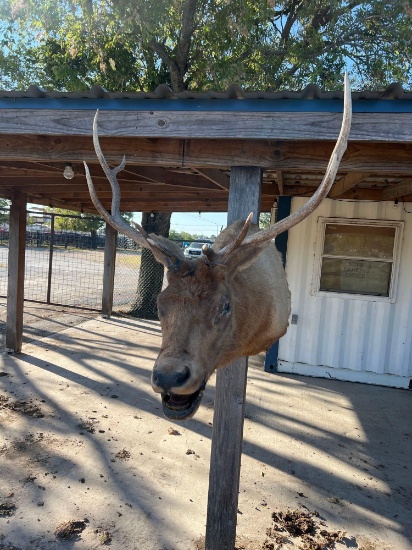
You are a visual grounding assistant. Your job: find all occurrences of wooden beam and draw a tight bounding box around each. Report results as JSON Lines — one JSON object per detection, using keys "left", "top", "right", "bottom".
{"left": 0, "top": 174, "right": 156, "bottom": 185}
{"left": 276, "top": 170, "right": 284, "bottom": 195}
{"left": 6, "top": 193, "right": 27, "bottom": 353}
{"left": 0, "top": 167, "right": 65, "bottom": 177}
{"left": 0, "top": 160, "right": 59, "bottom": 170}
{"left": 0, "top": 180, "right": 229, "bottom": 192}
{"left": 164, "top": 170, "right": 221, "bottom": 190}
{"left": 206, "top": 166, "right": 262, "bottom": 549}
{"left": 0, "top": 186, "right": 389, "bottom": 213}
{"left": 0, "top": 179, "right": 289, "bottom": 199}
{"left": 119, "top": 165, "right": 166, "bottom": 183}
{"left": 21, "top": 188, "right": 227, "bottom": 199}
{"left": 21, "top": 195, "right": 275, "bottom": 214}
{"left": 2, "top": 108, "right": 412, "bottom": 142}
{"left": 101, "top": 223, "right": 117, "bottom": 318}
{"left": 277, "top": 185, "right": 383, "bottom": 201}
{"left": 197, "top": 169, "right": 230, "bottom": 190}
{"left": 2, "top": 136, "right": 412, "bottom": 174}
{"left": 382, "top": 179, "right": 412, "bottom": 200}
{"left": 329, "top": 172, "right": 370, "bottom": 198}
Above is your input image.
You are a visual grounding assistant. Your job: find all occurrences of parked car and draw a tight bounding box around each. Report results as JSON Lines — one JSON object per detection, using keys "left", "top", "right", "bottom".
{"left": 184, "top": 241, "right": 212, "bottom": 258}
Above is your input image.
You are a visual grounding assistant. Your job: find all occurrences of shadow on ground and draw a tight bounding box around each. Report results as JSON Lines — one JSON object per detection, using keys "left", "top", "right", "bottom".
{"left": 0, "top": 298, "right": 100, "bottom": 352}
{"left": 0, "top": 314, "right": 411, "bottom": 549}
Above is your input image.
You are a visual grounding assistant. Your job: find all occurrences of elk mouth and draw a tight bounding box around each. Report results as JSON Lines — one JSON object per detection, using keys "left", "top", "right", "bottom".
{"left": 161, "top": 381, "right": 206, "bottom": 421}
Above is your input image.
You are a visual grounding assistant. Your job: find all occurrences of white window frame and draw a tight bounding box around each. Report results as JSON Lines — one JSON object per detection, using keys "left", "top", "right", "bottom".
{"left": 311, "top": 217, "right": 404, "bottom": 303}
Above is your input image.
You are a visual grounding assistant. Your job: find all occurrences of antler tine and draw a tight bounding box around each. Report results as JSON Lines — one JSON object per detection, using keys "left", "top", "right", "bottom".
{"left": 204, "top": 212, "right": 253, "bottom": 265}
{"left": 131, "top": 220, "right": 150, "bottom": 239}
{"left": 84, "top": 110, "right": 147, "bottom": 247}
{"left": 86, "top": 112, "right": 184, "bottom": 270}
{"left": 242, "top": 72, "right": 352, "bottom": 248}
{"left": 131, "top": 220, "right": 180, "bottom": 265}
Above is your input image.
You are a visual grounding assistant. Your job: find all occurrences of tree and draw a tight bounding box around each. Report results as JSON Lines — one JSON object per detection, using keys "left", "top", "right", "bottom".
{"left": 259, "top": 213, "right": 272, "bottom": 229}
{"left": 44, "top": 207, "right": 132, "bottom": 246}
{"left": 0, "top": 1, "right": 411, "bottom": 92}
{"left": 128, "top": 211, "right": 171, "bottom": 319}
{"left": 0, "top": 199, "right": 9, "bottom": 226}
{"left": 1, "top": 0, "right": 411, "bottom": 317}
{"left": 46, "top": 207, "right": 103, "bottom": 233}
{"left": 169, "top": 229, "right": 202, "bottom": 241}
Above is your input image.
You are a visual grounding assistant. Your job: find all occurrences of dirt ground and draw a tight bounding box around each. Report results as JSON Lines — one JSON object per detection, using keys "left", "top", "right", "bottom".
{"left": 0, "top": 313, "right": 411, "bottom": 550}
{"left": 0, "top": 298, "right": 100, "bottom": 352}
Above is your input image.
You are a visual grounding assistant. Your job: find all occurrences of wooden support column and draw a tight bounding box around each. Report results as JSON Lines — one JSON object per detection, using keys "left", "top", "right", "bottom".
{"left": 206, "top": 166, "right": 262, "bottom": 550}
{"left": 101, "top": 222, "right": 117, "bottom": 318}
{"left": 6, "top": 192, "right": 27, "bottom": 353}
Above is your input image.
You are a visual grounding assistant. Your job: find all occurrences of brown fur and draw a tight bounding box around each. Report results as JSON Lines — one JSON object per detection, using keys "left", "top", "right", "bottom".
{"left": 151, "top": 222, "right": 291, "bottom": 397}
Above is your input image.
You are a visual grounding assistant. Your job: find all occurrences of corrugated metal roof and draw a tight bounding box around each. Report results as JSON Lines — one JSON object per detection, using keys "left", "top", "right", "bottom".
{"left": 0, "top": 82, "right": 411, "bottom": 100}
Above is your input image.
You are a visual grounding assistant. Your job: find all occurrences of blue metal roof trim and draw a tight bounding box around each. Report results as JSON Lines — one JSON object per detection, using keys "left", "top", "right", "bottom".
{"left": 1, "top": 97, "right": 412, "bottom": 112}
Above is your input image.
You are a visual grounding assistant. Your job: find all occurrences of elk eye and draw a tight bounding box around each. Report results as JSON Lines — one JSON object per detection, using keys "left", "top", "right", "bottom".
{"left": 215, "top": 299, "right": 231, "bottom": 324}
{"left": 223, "top": 301, "right": 231, "bottom": 314}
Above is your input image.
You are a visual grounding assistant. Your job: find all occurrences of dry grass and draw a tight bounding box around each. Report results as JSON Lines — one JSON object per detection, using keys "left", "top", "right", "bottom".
{"left": 115, "top": 251, "right": 142, "bottom": 268}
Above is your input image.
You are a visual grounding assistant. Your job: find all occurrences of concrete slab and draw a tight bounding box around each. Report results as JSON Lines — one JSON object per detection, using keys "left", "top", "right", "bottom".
{"left": 0, "top": 315, "right": 411, "bottom": 550}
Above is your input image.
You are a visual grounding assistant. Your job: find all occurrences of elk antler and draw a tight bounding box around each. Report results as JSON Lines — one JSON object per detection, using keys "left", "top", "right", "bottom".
{"left": 206, "top": 72, "right": 352, "bottom": 264}
{"left": 202, "top": 212, "right": 253, "bottom": 264}
{"left": 84, "top": 111, "right": 183, "bottom": 270}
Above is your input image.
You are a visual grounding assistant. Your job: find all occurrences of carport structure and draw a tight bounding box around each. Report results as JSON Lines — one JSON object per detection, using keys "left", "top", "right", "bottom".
{"left": 1, "top": 82, "right": 412, "bottom": 549}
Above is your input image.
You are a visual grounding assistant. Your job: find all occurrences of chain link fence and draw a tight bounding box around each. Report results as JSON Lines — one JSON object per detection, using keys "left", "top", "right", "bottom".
{"left": 0, "top": 209, "right": 169, "bottom": 315}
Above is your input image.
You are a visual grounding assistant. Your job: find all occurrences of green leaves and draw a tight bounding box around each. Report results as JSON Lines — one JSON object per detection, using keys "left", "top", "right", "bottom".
{"left": 0, "top": 0, "right": 411, "bottom": 92}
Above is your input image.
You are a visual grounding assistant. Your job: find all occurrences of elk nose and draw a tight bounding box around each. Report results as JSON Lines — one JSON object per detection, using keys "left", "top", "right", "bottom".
{"left": 152, "top": 366, "right": 191, "bottom": 392}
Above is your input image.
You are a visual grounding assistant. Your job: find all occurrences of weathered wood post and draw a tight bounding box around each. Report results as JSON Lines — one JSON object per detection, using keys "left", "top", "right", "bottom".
{"left": 102, "top": 222, "right": 117, "bottom": 317}
{"left": 6, "top": 192, "right": 27, "bottom": 353}
{"left": 205, "top": 166, "right": 262, "bottom": 550}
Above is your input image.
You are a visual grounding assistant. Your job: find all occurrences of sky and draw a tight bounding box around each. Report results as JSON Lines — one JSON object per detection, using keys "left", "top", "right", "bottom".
{"left": 27, "top": 203, "right": 228, "bottom": 238}
{"left": 133, "top": 211, "right": 228, "bottom": 238}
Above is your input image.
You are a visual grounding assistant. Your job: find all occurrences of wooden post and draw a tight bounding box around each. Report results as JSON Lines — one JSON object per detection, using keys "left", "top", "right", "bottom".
{"left": 101, "top": 222, "right": 117, "bottom": 318}
{"left": 205, "top": 166, "right": 262, "bottom": 550}
{"left": 6, "top": 193, "right": 27, "bottom": 353}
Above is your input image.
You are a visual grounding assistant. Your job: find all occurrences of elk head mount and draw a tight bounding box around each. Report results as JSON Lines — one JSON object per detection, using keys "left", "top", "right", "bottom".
{"left": 84, "top": 74, "right": 352, "bottom": 420}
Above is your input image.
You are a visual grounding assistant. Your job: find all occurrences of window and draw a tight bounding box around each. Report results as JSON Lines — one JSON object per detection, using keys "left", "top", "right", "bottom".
{"left": 314, "top": 219, "right": 403, "bottom": 301}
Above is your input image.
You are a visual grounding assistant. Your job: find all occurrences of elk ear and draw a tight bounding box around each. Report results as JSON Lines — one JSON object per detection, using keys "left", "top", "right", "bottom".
{"left": 224, "top": 240, "right": 271, "bottom": 275}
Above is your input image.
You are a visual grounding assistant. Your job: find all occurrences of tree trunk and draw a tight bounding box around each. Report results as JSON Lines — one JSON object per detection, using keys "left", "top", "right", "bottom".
{"left": 128, "top": 212, "right": 171, "bottom": 319}
{"left": 90, "top": 228, "right": 97, "bottom": 249}
{"left": 130, "top": 2, "right": 194, "bottom": 319}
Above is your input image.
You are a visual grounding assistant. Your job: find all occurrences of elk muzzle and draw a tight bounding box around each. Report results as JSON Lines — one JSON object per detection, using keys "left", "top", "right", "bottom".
{"left": 152, "top": 365, "right": 191, "bottom": 392}
{"left": 151, "top": 356, "right": 206, "bottom": 421}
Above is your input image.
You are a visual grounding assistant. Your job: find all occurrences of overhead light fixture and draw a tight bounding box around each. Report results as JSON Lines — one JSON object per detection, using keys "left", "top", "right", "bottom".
{"left": 63, "top": 163, "right": 75, "bottom": 180}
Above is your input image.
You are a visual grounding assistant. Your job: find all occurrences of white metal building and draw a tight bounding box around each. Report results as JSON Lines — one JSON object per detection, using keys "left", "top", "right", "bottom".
{"left": 278, "top": 197, "right": 412, "bottom": 388}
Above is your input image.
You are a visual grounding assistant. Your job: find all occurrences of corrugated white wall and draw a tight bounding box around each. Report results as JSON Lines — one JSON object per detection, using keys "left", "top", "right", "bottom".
{"left": 278, "top": 198, "right": 412, "bottom": 387}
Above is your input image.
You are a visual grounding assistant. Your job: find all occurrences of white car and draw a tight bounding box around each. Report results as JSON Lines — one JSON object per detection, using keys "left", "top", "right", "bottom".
{"left": 184, "top": 241, "right": 212, "bottom": 258}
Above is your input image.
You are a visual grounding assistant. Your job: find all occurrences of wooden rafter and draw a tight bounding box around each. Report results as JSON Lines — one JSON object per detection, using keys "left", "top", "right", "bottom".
{"left": 328, "top": 172, "right": 370, "bottom": 198}
{"left": 196, "top": 168, "right": 230, "bottom": 190}
{"left": 276, "top": 170, "right": 284, "bottom": 195}
{"left": 382, "top": 179, "right": 412, "bottom": 200}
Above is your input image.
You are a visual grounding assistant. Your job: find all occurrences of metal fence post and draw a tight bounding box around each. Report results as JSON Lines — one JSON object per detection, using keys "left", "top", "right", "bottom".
{"left": 46, "top": 213, "right": 55, "bottom": 304}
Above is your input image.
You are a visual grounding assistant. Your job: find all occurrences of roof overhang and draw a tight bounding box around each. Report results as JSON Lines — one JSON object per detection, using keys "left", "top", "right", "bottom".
{"left": 1, "top": 95, "right": 411, "bottom": 212}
